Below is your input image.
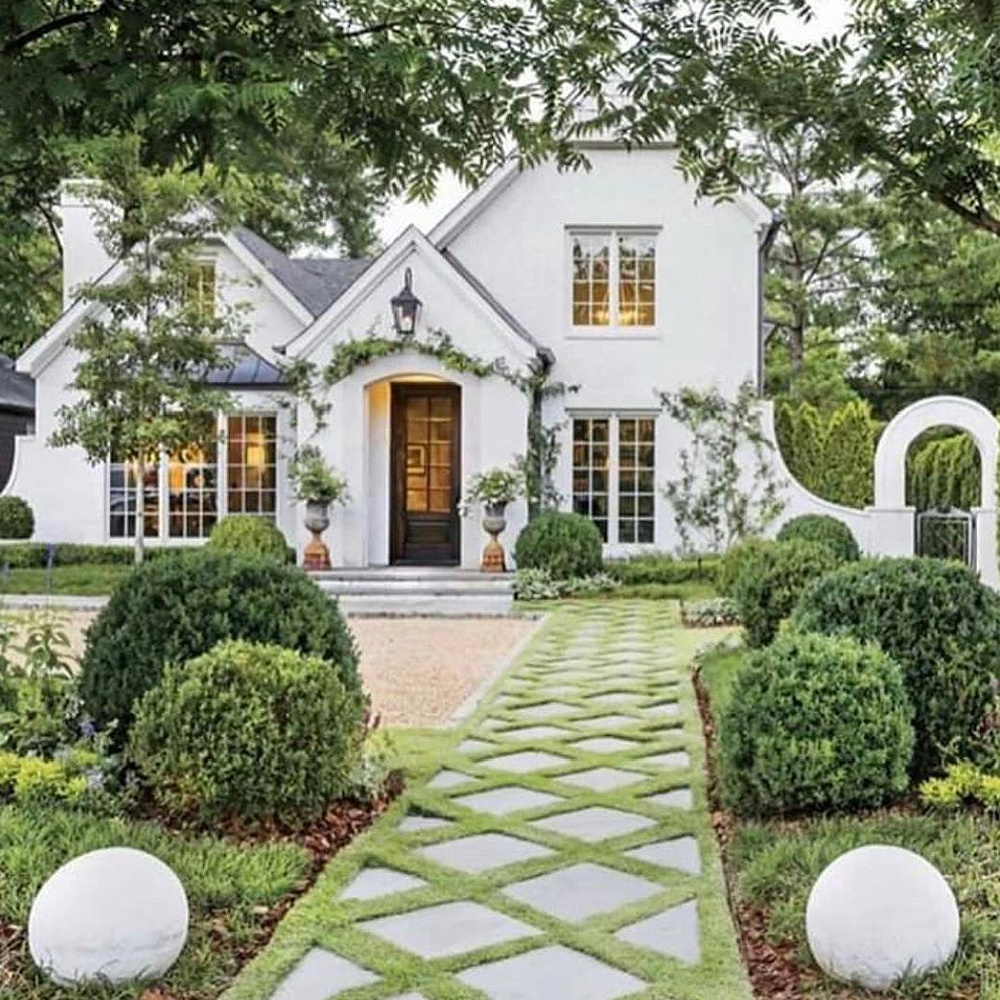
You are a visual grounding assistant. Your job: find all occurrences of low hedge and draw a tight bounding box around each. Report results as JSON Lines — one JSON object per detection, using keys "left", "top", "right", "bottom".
{"left": 720, "top": 632, "right": 914, "bottom": 816}
{"left": 605, "top": 553, "right": 720, "bottom": 586}
{"left": 0, "top": 543, "right": 191, "bottom": 569}
{"left": 777, "top": 514, "right": 860, "bottom": 562}
{"left": 131, "top": 640, "right": 364, "bottom": 826}
{"left": 792, "top": 557, "right": 1000, "bottom": 780}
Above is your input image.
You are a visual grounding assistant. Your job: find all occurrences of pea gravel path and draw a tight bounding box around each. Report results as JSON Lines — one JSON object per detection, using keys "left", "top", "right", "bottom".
{"left": 225, "top": 601, "right": 751, "bottom": 1000}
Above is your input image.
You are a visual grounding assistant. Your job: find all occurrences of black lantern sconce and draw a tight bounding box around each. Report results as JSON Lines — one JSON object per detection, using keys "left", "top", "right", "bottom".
{"left": 391, "top": 267, "right": 421, "bottom": 336}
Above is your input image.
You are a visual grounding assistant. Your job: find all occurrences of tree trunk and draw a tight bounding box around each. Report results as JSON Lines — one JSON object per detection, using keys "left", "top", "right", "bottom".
{"left": 789, "top": 322, "right": 805, "bottom": 375}
{"left": 134, "top": 455, "right": 146, "bottom": 565}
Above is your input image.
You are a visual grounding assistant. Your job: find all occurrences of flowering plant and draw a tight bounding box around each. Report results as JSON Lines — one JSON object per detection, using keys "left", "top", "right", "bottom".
{"left": 290, "top": 445, "right": 350, "bottom": 506}
{"left": 459, "top": 466, "right": 524, "bottom": 516}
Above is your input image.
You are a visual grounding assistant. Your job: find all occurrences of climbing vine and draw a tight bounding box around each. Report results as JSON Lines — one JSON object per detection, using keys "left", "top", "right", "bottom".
{"left": 282, "top": 327, "right": 574, "bottom": 519}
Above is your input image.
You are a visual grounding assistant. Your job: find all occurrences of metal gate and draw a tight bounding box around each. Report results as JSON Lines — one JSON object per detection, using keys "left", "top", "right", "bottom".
{"left": 916, "top": 508, "right": 977, "bottom": 568}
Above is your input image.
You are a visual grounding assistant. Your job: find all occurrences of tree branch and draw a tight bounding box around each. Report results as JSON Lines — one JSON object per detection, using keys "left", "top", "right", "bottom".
{"left": 3, "top": 1, "right": 119, "bottom": 57}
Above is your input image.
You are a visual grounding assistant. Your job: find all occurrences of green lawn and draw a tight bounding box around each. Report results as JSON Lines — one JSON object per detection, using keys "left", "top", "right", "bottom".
{"left": 0, "top": 804, "right": 311, "bottom": 999}
{"left": 698, "top": 644, "right": 1000, "bottom": 1000}
{"left": 0, "top": 565, "right": 130, "bottom": 596}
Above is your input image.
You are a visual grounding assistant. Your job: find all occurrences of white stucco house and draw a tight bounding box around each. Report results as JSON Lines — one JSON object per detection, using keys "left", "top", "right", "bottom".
{"left": 5, "top": 142, "right": 775, "bottom": 569}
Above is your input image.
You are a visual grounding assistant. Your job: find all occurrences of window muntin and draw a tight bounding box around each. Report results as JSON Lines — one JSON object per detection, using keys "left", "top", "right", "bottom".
{"left": 227, "top": 414, "right": 278, "bottom": 519}
{"left": 617, "top": 418, "right": 656, "bottom": 543}
{"left": 572, "top": 414, "right": 657, "bottom": 545}
{"left": 168, "top": 442, "right": 219, "bottom": 538}
{"left": 187, "top": 261, "right": 217, "bottom": 319}
{"left": 109, "top": 458, "right": 160, "bottom": 539}
{"left": 570, "top": 230, "right": 657, "bottom": 329}
{"left": 572, "top": 418, "right": 610, "bottom": 542}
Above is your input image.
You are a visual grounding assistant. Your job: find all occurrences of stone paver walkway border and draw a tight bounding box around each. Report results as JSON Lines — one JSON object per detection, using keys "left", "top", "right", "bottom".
{"left": 224, "top": 601, "right": 751, "bottom": 1000}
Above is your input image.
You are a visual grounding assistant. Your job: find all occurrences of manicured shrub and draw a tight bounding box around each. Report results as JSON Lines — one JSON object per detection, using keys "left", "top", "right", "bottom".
{"left": 0, "top": 543, "right": 189, "bottom": 569}
{"left": 79, "top": 551, "right": 360, "bottom": 741}
{"left": 131, "top": 640, "right": 364, "bottom": 825}
{"left": 720, "top": 632, "right": 914, "bottom": 816}
{"left": 605, "top": 553, "right": 720, "bottom": 586}
{"left": 792, "top": 558, "right": 1000, "bottom": 779}
{"left": 514, "top": 511, "right": 603, "bottom": 579}
{"left": 206, "top": 514, "right": 290, "bottom": 562}
{"left": 0, "top": 496, "right": 34, "bottom": 539}
{"left": 731, "top": 539, "right": 840, "bottom": 647}
{"left": 777, "top": 514, "right": 860, "bottom": 562}
{"left": 716, "top": 537, "right": 770, "bottom": 598}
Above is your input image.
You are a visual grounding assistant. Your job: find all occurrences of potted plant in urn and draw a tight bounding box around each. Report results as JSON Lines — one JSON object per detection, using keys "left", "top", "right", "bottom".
{"left": 460, "top": 466, "right": 524, "bottom": 572}
{"left": 289, "top": 445, "right": 350, "bottom": 570}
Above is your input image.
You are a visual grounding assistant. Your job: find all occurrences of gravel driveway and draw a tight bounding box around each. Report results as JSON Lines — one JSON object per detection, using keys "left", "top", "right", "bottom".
{"left": 30, "top": 610, "right": 540, "bottom": 728}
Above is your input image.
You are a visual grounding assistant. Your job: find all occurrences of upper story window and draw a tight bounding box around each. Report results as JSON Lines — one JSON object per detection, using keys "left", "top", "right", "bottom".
{"left": 571, "top": 230, "right": 657, "bottom": 330}
{"left": 186, "top": 261, "right": 217, "bottom": 319}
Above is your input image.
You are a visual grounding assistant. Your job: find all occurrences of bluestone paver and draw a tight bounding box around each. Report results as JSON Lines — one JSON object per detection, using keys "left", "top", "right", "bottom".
{"left": 418, "top": 833, "right": 554, "bottom": 873}
{"left": 269, "top": 948, "right": 378, "bottom": 1000}
{"left": 340, "top": 867, "right": 426, "bottom": 901}
{"left": 616, "top": 899, "right": 701, "bottom": 965}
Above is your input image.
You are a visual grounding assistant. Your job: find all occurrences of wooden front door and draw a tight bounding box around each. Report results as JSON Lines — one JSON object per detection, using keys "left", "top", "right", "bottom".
{"left": 390, "top": 384, "right": 461, "bottom": 565}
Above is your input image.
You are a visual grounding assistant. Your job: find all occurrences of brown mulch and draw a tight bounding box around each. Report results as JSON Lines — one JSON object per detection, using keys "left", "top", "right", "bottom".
{"left": 692, "top": 665, "right": 805, "bottom": 1000}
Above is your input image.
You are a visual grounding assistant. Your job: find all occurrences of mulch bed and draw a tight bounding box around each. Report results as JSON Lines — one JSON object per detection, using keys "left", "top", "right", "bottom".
{"left": 692, "top": 666, "right": 805, "bottom": 1000}
{"left": 0, "top": 772, "right": 404, "bottom": 1000}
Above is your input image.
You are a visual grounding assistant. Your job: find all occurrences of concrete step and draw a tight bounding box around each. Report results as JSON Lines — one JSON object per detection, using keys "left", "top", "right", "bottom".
{"left": 332, "top": 592, "right": 514, "bottom": 617}
{"left": 316, "top": 577, "right": 513, "bottom": 596}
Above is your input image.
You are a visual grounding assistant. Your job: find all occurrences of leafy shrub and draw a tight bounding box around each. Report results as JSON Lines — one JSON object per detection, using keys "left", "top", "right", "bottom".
{"left": 605, "top": 553, "right": 720, "bottom": 586}
{"left": 792, "top": 558, "right": 1000, "bottom": 779}
{"left": 80, "top": 551, "right": 360, "bottom": 741}
{"left": 716, "top": 537, "right": 770, "bottom": 597}
{"left": 512, "top": 567, "right": 619, "bottom": 600}
{"left": 0, "top": 750, "right": 94, "bottom": 808}
{"left": 0, "top": 497, "right": 33, "bottom": 539}
{"left": 350, "top": 729, "right": 397, "bottom": 803}
{"left": 514, "top": 511, "right": 603, "bottom": 579}
{"left": 720, "top": 632, "right": 914, "bottom": 816}
{"left": 777, "top": 514, "right": 860, "bottom": 562}
{"left": 0, "top": 543, "right": 189, "bottom": 569}
{"left": 919, "top": 762, "right": 1000, "bottom": 814}
{"left": 207, "top": 514, "right": 290, "bottom": 562}
{"left": 731, "top": 539, "right": 840, "bottom": 647}
{"left": 131, "top": 640, "right": 364, "bottom": 825}
{"left": 681, "top": 598, "right": 741, "bottom": 628}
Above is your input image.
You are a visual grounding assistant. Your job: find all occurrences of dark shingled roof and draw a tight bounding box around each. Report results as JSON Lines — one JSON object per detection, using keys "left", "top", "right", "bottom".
{"left": 0, "top": 353, "right": 35, "bottom": 413}
{"left": 207, "top": 342, "right": 287, "bottom": 388}
{"left": 233, "top": 226, "right": 372, "bottom": 318}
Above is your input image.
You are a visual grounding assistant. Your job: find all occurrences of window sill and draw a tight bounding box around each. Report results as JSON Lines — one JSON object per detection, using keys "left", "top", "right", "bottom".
{"left": 566, "top": 330, "right": 662, "bottom": 342}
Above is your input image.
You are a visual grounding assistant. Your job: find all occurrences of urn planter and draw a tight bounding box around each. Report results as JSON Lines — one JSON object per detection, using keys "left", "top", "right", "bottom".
{"left": 481, "top": 502, "right": 509, "bottom": 573}
{"left": 303, "top": 500, "right": 332, "bottom": 571}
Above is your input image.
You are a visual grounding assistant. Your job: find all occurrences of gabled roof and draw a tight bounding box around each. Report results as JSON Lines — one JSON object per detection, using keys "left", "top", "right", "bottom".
{"left": 207, "top": 341, "right": 287, "bottom": 388}
{"left": 233, "top": 227, "right": 372, "bottom": 318}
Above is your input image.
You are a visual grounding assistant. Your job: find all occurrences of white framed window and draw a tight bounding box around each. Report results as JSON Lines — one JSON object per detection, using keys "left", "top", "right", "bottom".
{"left": 570, "top": 229, "right": 657, "bottom": 330}
{"left": 572, "top": 413, "right": 657, "bottom": 545}
{"left": 106, "top": 411, "right": 279, "bottom": 540}
{"left": 187, "top": 261, "right": 217, "bottom": 319}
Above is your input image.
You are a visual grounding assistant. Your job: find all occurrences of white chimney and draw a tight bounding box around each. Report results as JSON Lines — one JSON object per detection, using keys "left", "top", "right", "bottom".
{"left": 55, "top": 181, "right": 116, "bottom": 310}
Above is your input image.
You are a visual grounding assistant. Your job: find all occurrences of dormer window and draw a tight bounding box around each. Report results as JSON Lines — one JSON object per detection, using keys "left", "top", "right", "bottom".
{"left": 571, "top": 229, "right": 657, "bottom": 330}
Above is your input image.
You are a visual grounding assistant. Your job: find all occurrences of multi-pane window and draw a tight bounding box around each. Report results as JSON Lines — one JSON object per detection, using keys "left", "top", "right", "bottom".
{"left": 572, "top": 418, "right": 611, "bottom": 541}
{"left": 572, "top": 415, "right": 657, "bottom": 545}
{"left": 617, "top": 418, "right": 656, "bottom": 543}
{"left": 227, "top": 414, "right": 278, "bottom": 519}
{"left": 109, "top": 458, "right": 160, "bottom": 539}
{"left": 168, "top": 442, "right": 219, "bottom": 538}
{"left": 570, "top": 230, "right": 657, "bottom": 329}
{"left": 187, "top": 261, "right": 217, "bottom": 319}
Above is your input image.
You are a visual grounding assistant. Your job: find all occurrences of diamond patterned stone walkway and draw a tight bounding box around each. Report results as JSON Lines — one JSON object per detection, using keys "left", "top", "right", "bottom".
{"left": 239, "top": 602, "right": 751, "bottom": 1000}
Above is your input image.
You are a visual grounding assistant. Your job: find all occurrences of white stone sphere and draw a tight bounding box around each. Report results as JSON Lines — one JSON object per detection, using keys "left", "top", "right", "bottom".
{"left": 29, "top": 847, "right": 189, "bottom": 986}
{"left": 806, "top": 845, "right": 959, "bottom": 991}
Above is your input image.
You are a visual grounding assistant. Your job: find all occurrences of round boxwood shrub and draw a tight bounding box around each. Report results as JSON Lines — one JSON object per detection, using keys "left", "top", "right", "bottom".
{"left": 79, "top": 551, "right": 360, "bottom": 741}
{"left": 720, "top": 632, "right": 914, "bottom": 816}
{"left": 792, "top": 557, "right": 1000, "bottom": 780}
{"left": 206, "top": 514, "right": 289, "bottom": 562}
{"left": 130, "top": 640, "right": 364, "bottom": 825}
{"left": 514, "top": 511, "right": 603, "bottom": 579}
{"left": 731, "top": 539, "right": 840, "bottom": 648}
{"left": 716, "top": 537, "right": 770, "bottom": 597}
{"left": 777, "top": 514, "right": 860, "bottom": 562}
{"left": 0, "top": 496, "right": 34, "bottom": 539}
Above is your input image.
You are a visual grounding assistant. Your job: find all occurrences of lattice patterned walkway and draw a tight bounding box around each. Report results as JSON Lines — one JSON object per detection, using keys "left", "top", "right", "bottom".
{"left": 226, "top": 602, "right": 750, "bottom": 1000}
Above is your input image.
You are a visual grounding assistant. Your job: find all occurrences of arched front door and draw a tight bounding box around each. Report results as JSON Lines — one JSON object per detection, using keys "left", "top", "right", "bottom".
{"left": 390, "top": 383, "right": 462, "bottom": 565}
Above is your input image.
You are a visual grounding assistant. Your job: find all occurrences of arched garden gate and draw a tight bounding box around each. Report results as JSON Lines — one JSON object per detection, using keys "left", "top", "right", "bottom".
{"left": 869, "top": 397, "right": 999, "bottom": 588}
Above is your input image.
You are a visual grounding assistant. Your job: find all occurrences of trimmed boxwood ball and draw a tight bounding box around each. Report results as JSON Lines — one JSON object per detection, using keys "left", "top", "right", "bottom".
{"left": 720, "top": 632, "right": 914, "bottom": 816}
{"left": 130, "top": 640, "right": 364, "bottom": 825}
{"left": 792, "top": 557, "right": 1000, "bottom": 780}
{"left": 0, "top": 496, "right": 34, "bottom": 539}
{"left": 730, "top": 539, "right": 841, "bottom": 647}
{"left": 206, "top": 514, "right": 289, "bottom": 562}
{"left": 79, "top": 551, "right": 360, "bottom": 742}
{"left": 777, "top": 514, "right": 860, "bottom": 562}
{"left": 514, "top": 511, "right": 603, "bottom": 579}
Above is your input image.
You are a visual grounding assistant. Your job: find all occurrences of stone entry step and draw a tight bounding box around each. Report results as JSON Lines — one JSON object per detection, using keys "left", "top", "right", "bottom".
{"left": 314, "top": 567, "right": 515, "bottom": 617}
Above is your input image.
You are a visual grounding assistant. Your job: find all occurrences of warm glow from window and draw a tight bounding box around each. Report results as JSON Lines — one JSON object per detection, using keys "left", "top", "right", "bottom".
{"left": 570, "top": 230, "right": 657, "bottom": 329}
